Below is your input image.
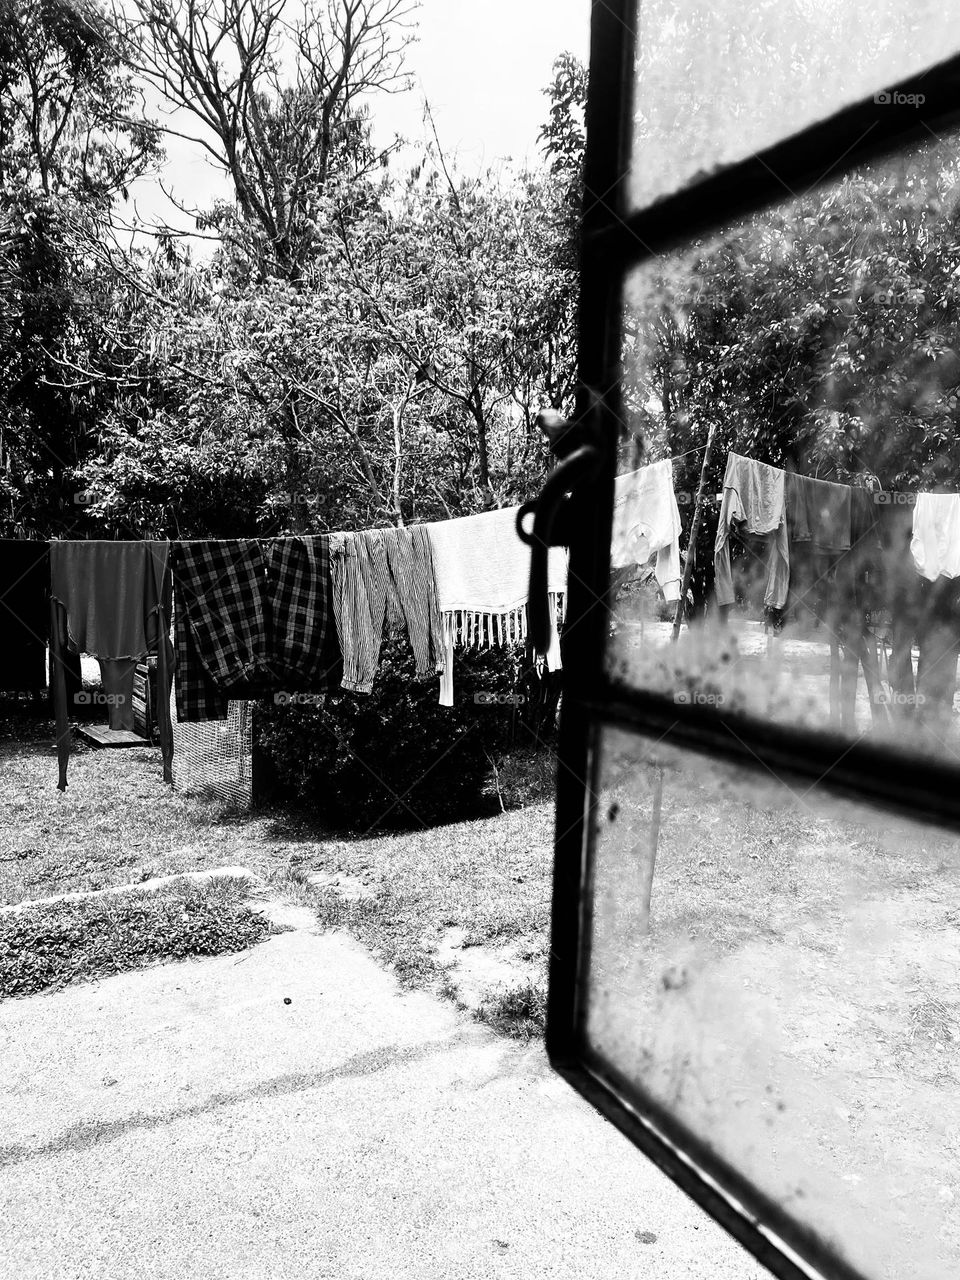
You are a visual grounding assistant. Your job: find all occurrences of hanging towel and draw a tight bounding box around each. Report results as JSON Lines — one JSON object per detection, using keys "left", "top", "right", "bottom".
{"left": 0, "top": 540, "right": 49, "bottom": 691}
{"left": 425, "top": 505, "right": 568, "bottom": 707}
{"left": 714, "top": 452, "right": 790, "bottom": 610}
{"left": 427, "top": 505, "right": 567, "bottom": 617}
{"left": 911, "top": 492, "right": 960, "bottom": 581}
{"left": 611, "top": 461, "right": 683, "bottom": 601}
{"left": 49, "top": 541, "right": 172, "bottom": 788}
{"left": 173, "top": 536, "right": 336, "bottom": 722}
{"left": 785, "top": 472, "right": 852, "bottom": 552}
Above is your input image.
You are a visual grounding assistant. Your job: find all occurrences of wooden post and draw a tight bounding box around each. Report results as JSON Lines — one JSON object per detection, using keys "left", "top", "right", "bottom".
{"left": 672, "top": 422, "right": 718, "bottom": 640}
{"left": 829, "top": 636, "right": 840, "bottom": 724}
{"left": 644, "top": 428, "right": 718, "bottom": 922}
{"left": 639, "top": 764, "right": 664, "bottom": 933}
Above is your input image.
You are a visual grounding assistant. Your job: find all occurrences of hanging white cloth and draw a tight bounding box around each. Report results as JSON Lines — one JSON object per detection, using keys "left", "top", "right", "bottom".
{"left": 611, "top": 460, "right": 683, "bottom": 601}
{"left": 911, "top": 492, "right": 960, "bottom": 581}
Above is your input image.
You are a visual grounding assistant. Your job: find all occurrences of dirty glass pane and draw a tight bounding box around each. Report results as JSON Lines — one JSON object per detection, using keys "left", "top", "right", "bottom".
{"left": 630, "top": 0, "right": 960, "bottom": 209}
{"left": 585, "top": 725, "right": 960, "bottom": 1280}
{"left": 608, "top": 124, "right": 960, "bottom": 769}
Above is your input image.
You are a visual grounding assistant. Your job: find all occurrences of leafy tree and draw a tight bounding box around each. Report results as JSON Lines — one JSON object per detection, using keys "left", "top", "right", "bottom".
{"left": 72, "top": 148, "right": 577, "bottom": 534}
{"left": 0, "top": 0, "right": 158, "bottom": 535}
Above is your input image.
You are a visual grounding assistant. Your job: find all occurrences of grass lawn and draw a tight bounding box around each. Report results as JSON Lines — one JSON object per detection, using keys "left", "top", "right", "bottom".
{"left": 0, "top": 707, "right": 556, "bottom": 1031}
{"left": 0, "top": 874, "right": 280, "bottom": 999}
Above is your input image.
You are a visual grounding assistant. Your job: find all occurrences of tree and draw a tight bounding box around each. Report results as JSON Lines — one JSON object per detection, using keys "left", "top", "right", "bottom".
{"left": 121, "top": 0, "right": 416, "bottom": 281}
{"left": 0, "top": 0, "right": 156, "bottom": 203}
{"left": 0, "top": 0, "right": 158, "bottom": 535}
{"left": 69, "top": 151, "right": 580, "bottom": 535}
{"left": 534, "top": 51, "right": 584, "bottom": 412}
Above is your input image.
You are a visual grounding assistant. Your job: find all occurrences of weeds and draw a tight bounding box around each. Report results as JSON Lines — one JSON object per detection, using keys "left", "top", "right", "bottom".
{"left": 474, "top": 980, "right": 547, "bottom": 1041}
{"left": 0, "top": 876, "right": 280, "bottom": 999}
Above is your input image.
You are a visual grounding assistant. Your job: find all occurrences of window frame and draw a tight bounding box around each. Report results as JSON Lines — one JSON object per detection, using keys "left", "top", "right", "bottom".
{"left": 548, "top": 4, "right": 960, "bottom": 1278}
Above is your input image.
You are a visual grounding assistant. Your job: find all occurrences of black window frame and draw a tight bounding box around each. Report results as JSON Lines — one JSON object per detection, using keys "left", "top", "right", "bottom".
{"left": 548, "top": 5, "right": 960, "bottom": 1279}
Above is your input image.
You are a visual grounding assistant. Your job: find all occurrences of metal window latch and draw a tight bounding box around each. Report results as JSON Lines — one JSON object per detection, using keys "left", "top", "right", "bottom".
{"left": 517, "top": 398, "right": 605, "bottom": 655}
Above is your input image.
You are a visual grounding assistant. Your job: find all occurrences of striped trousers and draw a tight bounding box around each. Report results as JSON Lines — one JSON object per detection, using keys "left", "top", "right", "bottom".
{"left": 330, "top": 527, "right": 443, "bottom": 694}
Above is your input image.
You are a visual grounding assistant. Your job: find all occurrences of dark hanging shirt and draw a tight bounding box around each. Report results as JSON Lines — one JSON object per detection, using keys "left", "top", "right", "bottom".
{"left": 0, "top": 540, "right": 49, "bottom": 692}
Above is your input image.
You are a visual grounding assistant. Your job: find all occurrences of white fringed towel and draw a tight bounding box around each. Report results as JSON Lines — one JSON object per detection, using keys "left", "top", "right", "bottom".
{"left": 424, "top": 505, "right": 568, "bottom": 705}
{"left": 426, "top": 505, "right": 568, "bottom": 616}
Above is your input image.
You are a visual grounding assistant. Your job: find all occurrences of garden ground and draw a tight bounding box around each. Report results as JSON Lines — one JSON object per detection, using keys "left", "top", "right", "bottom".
{"left": 0, "top": 719, "right": 763, "bottom": 1278}
{"left": 0, "top": 890, "right": 764, "bottom": 1280}
{"left": 2, "top": 699, "right": 960, "bottom": 1279}
{"left": 0, "top": 710, "right": 555, "bottom": 1030}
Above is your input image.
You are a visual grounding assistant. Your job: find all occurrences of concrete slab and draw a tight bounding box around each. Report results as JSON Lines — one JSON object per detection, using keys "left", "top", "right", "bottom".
{"left": 0, "top": 922, "right": 762, "bottom": 1280}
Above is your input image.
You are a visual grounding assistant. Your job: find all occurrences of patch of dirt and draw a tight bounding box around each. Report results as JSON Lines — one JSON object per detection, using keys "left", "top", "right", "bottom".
{"left": 305, "top": 869, "right": 378, "bottom": 902}
{"left": 430, "top": 926, "right": 543, "bottom": 1011}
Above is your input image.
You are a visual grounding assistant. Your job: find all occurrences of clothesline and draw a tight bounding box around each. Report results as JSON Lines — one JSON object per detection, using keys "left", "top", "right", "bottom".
{"left": 4, "top": 463, "right": 684, "bottom": 791}
{"left": 9, "top": 449, "right": 960, "bottom": 791}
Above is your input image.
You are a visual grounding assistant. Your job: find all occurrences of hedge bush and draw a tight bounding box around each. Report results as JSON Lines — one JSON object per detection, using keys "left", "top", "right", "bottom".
{"left": 255, "top": 635, "right": 560, "bottom": 829}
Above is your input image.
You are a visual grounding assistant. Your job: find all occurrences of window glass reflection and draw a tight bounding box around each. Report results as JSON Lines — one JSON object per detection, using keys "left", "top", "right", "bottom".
{"left": 607, "top": 132, "right": 960, "bottom": 762}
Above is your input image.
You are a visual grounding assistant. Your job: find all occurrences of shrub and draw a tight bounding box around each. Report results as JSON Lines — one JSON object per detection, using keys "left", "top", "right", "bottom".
{"left": 255, "top": 635, "right": 559, "bottom": 829}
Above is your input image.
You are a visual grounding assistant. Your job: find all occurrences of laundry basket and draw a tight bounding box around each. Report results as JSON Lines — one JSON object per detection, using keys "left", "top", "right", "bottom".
{"left": 169, "top": 687, "right": 253, "bottom": 808}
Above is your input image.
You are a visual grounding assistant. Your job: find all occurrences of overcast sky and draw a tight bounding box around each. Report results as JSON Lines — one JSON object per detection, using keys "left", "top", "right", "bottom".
{"left": 126, "top": 0, "right": 591, "bottom": 247}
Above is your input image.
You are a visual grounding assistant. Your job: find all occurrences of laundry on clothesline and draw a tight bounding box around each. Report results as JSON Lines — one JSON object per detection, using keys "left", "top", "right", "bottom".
{"left": 49, "top": 540, "right": 173, "bottom": 789}
{"left": 709, "top": 444, "right": 960, "bottom": 729}
{"left": 714, "top": 452, "right": 791, "bottom": 611}
{"left": 1, "top": 455, "right": 691, "bottom": 791}
{"left": 910, "top": 492, "right": 960, "bottom": 582}
{"left": 330, "top": 525, "right": 443, "bottom": 696}
{"left": 173, "top": 536, "right": 337, "bottom": 723}
{"left": 0, "top": 539, "right": 49, "bottom": 693}
{"left": 611, "top": 461, "right": 683, "bottom": 602}
{"left": 785, "top": 472, "right": 852, "bottom": 553}
{"left": 424, "top": 503, "right": 568, "bottom": 707}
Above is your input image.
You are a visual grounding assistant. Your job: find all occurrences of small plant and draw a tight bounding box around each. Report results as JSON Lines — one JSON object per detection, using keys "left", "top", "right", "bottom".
{"left": 474, "top": 979, "right": 547, "bottom": 1041}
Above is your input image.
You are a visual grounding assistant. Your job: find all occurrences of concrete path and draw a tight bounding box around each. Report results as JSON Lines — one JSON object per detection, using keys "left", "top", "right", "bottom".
{"left": 0, "top": 907, "right": 761, "bottom": 1280}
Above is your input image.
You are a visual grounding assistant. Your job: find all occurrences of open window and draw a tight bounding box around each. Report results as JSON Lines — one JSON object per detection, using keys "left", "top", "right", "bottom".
{"left": 549, "top": 4, "right": 960, "bottom": 1279}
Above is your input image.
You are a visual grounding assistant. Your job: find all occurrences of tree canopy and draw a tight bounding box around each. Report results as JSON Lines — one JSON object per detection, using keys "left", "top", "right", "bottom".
{"left": 3, "top": 0, "right": 959, "bottom": 606}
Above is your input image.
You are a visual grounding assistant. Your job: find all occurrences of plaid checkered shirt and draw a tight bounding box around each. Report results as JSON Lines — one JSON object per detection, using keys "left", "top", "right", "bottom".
{"left": 173, "top": 537, "right": 334, "bottom": 722}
